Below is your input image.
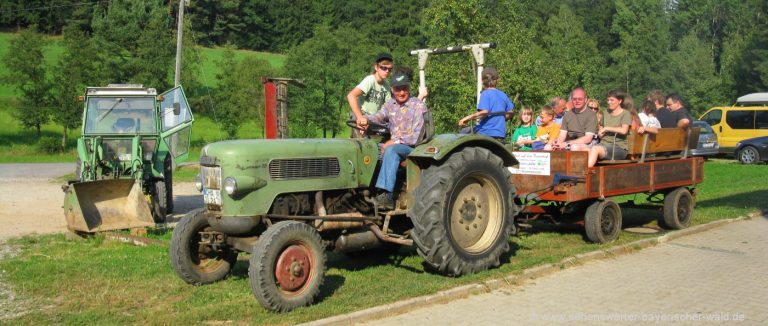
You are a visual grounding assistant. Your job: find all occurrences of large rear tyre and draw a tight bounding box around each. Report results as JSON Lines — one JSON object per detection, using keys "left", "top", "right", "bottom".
{"left": 661, "top": 187, "right": 694, "bottom": 230}
{"left": 411, "top": 147, "right": 518, "bottom": 276}
{"left": 250, "top": 221, "right": 326, "bottom": 312}
{"left": 584, "top": 200, "right": 622, "bottom": 243}
{"left": 170, "top": 209, "right": 237, "bottom": 284}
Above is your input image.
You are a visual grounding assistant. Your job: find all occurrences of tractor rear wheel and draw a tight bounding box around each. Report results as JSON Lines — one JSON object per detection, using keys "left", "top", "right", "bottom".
{"left": 411, "top": 147, "right": 518, "bottom": 276}
{"left": 164, "top": 155, "right": 174, "bottom": 213}
{"left": 152, "top": 180, "right": 168, "bottom": 223}
{"left": 170, "top": 209, "right": 237, "bottom": 284}
{"left": 249, "top": 220, "right": 326, "bottom": 312}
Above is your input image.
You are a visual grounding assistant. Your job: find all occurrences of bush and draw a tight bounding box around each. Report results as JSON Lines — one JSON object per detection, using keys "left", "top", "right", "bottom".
{"left": 37, "top": 136, "right": 62, "bottom": 153}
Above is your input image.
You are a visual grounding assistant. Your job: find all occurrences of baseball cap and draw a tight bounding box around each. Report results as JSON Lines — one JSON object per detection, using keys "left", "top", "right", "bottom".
{"left": 375, "top": 52, "right": 393, "bottom": 63}
{"left": 390, "top": 71, "right": 411, "bottom": 87}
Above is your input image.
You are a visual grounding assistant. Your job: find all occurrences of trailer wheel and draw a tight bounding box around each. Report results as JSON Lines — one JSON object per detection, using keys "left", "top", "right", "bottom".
{"left": 584, "top": 200, "right": 622, "bottom": 243}
{"left": 411, "top": 147, "right": 518, "bottom": 276}
{"left": 661, "top": 187, "right": 693, "bottom": 229}
{"left": 250, "top": 220, "right": 326, "bottom": 312}
{"left": 170, "top": 209, "right": 237, "bottom": 284}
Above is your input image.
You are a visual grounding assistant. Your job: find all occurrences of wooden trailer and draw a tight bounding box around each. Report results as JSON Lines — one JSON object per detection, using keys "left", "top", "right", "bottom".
{"left": 510, "top": 128, "right": 704, "bottom": 243}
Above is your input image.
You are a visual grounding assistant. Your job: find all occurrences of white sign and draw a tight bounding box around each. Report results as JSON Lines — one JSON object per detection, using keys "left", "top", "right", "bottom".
{"left": 508, "top": 151, "right": 551, "bottom": 176}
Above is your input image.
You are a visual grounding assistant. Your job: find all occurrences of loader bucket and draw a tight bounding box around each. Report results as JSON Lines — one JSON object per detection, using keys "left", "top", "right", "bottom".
{"left": 63, "top": 179, "right": 155, "bottom": 233}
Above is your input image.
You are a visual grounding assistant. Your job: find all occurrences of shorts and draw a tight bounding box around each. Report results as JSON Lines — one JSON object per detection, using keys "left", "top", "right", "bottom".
{"left": 604, "top": 145, "right": 627, "bottom": 160}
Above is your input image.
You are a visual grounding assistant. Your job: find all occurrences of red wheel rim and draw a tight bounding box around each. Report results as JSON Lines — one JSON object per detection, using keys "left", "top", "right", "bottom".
{"left": 275, "top": 244, "right": 313, "bottom": 293}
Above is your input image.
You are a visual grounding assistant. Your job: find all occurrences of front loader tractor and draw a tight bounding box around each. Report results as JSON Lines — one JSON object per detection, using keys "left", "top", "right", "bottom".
{"left": 63, "top": 84, "right": 194, "bottom": 233}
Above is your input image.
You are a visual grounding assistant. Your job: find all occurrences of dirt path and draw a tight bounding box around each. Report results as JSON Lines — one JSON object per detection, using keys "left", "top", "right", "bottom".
{"left": 0, "top": 174, "right": 202, "bottom": 241}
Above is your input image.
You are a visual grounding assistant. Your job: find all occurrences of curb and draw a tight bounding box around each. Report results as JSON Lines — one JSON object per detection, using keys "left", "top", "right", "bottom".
{"left": 300, "top": 212, "right": 761, "bottom": 326}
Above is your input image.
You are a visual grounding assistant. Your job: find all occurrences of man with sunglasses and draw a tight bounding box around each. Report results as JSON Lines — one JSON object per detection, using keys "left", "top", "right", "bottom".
{"left": 347, "top": 53, "right": 394, "bottom": 137}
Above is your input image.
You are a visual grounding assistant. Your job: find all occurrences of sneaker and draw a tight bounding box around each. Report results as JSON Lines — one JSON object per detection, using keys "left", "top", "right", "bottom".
{"left": 375, "top": 192, "right": 394, "bottom": 209}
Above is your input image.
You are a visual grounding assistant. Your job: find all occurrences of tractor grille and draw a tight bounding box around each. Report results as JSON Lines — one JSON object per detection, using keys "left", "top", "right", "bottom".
{"left": 200, "top": 165, "right": 222, "bottom": 189}
{"left": 268, "top": 158, "right": 340, "bottom": 180}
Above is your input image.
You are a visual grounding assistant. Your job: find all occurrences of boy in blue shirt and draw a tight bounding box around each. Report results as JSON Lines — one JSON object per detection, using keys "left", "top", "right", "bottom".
{"left": 457, "top": 67, "right": 514, "bottom": 139}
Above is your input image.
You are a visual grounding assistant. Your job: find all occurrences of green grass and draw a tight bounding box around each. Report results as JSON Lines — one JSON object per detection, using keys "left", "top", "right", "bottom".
{"left": 0, "top": 161, "right": 765, "bottom": 324}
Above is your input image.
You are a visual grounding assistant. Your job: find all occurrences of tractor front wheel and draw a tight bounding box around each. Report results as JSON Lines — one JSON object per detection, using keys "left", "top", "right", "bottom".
{"left": 170, "top": 209, "right": 237, "bottom": 284}
{"left": 249, "top": 220, "right": 326, "bottom": 312}
{"left": 411, "top": 147, "right": 518, "bottom": 276}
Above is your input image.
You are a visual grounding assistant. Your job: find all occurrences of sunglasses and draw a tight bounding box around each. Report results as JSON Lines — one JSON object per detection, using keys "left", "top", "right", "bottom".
{"left": 588, "top": 106, "right": 598, "bottom": 110}
{"left": 378, "top": 65, "right": 393, "bottom": 72}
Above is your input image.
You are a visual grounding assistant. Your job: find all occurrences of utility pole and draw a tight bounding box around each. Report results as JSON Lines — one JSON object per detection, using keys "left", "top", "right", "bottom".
{"left": 174, "top": 0, "right": 187, "bottom": 87}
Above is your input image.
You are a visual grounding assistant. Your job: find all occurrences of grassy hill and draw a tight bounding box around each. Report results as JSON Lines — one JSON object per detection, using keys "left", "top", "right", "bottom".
{"left": 0, "top": 32, "right": 286, "bottom": 163}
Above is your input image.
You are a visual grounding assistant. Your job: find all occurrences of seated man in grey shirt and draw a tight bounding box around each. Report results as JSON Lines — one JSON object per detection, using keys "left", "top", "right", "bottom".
{"left": 549, "top": 87, "right": 598, "bottom": 151}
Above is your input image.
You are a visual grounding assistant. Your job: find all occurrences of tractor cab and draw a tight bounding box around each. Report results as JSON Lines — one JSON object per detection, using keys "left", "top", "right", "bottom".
{"left": 64, "top": 84, "right": 195, "bottom": 233}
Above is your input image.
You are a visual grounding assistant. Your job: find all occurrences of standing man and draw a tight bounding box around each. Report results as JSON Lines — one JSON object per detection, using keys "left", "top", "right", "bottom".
{"left": 360, "top": 68, "right": 428, "bottom": 208}
{"left": 551, "top": 87, "right": 598, "bottom": 151}
{"left": 656, "top": 93, "right": 691, "bottom": 128}
{"left": 535, "top": 96, "right": 566, "bottom": 126}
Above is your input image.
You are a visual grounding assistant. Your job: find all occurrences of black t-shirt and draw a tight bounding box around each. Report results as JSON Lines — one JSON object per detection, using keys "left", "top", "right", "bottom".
{"left": 656, "top": 107, "right": 691, "bottom": 128}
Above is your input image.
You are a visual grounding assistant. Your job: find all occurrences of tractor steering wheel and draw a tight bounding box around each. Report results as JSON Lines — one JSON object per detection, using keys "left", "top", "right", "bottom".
{"left": 346, "top": 119, "right": 390, "bottom": 137}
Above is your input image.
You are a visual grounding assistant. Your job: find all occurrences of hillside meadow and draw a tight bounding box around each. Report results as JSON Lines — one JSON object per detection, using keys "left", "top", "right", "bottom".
{"left": 0, "top": 32, "right": 287, "bottom": 163}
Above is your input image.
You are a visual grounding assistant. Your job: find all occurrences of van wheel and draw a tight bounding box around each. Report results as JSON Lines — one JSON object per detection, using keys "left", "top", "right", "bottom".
{"left": 738, "top": 146, "right": 760, "bottom": 164}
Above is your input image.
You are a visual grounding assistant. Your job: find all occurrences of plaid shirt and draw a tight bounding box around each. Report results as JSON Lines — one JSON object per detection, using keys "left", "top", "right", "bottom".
{"left": 368, "top": 97, "right": 428, "bottom": 146}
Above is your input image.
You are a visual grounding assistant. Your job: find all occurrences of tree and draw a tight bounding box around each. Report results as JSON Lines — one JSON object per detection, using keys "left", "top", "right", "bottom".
{"left": 50, "top": 25, "right": 98, "bottom": 149}
{"left": 541, "top": 5, "right": 603, "bottom": 98}
{"left": 600, "top": 0, "right": 672, "bottom": 96}
{"left": 1, "top": 28, "right": 51, "bottom": 137}
{"left": 214, "top": 47, "right": 277, "bottom": 138}
{"left": 668, "top": 33, "right": 725, "bottom": 115}
{"left": 134, "top": 4, "right": 175, "bottom": 90}
{"left": 285, "top": 24, "right": 387, "bottom": 138}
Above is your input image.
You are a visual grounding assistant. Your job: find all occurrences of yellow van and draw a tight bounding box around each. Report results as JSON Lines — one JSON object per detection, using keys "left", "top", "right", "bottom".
{"left": 699, "top": 92, "right": 768, "bottom": 153}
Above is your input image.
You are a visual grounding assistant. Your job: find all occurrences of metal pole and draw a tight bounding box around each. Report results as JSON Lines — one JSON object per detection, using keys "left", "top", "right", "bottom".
{"left": 174, "top": 0, "right": 186, "bottom": 87}
{"left": 409, "top": 43, "right": 495, "bottom": 105}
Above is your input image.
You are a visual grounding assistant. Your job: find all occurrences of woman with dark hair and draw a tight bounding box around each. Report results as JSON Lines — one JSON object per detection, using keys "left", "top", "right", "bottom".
{"left": 588, "top": 89, "right": 633, "bottom": 167}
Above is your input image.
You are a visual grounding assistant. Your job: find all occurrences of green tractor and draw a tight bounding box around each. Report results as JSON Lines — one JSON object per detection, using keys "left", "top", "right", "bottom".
{"left": 63, "top": 84, "right": 194, "bottom": 233}
{"left": 170, "top": 128, "right": 521, "bottom": 312}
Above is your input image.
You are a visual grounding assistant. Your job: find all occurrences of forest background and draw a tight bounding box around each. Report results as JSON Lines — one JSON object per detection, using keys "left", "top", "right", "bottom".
{"left": 1, "top": 0, "right": 767, "bottom": 149}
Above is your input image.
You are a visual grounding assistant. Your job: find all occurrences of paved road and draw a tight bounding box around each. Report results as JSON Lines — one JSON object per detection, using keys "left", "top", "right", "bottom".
{"left": 362, "top": 216, "right": 768, "bottom": 325}
{"left": 0, "top": 163, "right": 73, "bottom": 179}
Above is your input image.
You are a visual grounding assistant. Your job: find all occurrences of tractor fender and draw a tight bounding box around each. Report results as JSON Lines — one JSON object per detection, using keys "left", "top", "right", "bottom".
{"left": 408, "top": 133, "right": 518, "bottom": 167}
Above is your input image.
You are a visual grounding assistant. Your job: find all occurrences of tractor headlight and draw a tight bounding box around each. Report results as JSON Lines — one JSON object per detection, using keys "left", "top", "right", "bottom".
{"left": 195, "top": 174, "right": 203, "bottom": 192}
{"left": 224, "top": 177, "right": 237, "bottom": 195}
{"left": 222, "top": 175, "right": 267, "bottom": 196}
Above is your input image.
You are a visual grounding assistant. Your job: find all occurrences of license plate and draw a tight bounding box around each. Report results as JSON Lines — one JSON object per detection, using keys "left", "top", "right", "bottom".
{"left": 703, "top": 143, "right": 715, "bottom": 148}
{"left": 203, "top": 188, "right": 221, "bottom": 205}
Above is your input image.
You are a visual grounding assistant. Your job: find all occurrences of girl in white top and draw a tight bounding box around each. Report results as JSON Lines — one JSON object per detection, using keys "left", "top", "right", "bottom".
{"left": 637, "top": 99, "right": 661, "bottom": 134}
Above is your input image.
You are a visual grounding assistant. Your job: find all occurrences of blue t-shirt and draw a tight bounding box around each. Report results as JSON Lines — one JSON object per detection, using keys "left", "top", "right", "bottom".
{"left": 475, "top": 89, "right": 514, "bottom": 138}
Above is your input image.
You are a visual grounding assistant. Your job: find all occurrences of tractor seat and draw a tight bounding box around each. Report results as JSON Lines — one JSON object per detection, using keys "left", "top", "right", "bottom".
{"left": 112, "top": 118, "right": 136, "bottom": 133}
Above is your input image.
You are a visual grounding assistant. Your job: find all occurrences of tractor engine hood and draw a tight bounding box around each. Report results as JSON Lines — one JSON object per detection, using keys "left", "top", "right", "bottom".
{"left": 199, "top": 138, "right": 379, "bottom": 217}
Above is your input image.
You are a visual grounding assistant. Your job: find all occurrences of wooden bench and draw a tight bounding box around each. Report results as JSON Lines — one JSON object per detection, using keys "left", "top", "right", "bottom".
{"left": 601, "top": 127, "right": 700, "bottom": 164}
